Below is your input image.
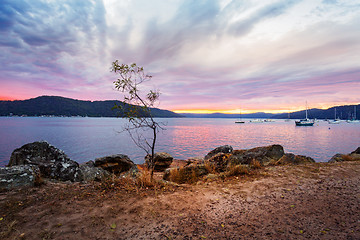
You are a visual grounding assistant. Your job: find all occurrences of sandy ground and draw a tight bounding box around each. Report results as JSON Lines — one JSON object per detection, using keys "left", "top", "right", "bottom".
{"left": 1, "top": 161, "right": 360, "bottom": 239}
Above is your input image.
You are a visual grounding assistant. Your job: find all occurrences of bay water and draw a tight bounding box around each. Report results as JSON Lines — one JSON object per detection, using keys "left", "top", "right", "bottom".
{"left": 0, "top": 117, "right": 359, "bottom": 167}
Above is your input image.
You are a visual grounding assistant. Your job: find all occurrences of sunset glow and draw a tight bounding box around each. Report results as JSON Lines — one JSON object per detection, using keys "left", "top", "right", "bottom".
{"left": 1, "top": 0, "right": 359, "bottom": 113}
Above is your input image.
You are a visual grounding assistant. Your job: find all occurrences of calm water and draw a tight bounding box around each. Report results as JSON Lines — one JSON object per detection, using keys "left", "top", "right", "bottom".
{"left": 0, "top": 117, "right": 360, "bottom": 166}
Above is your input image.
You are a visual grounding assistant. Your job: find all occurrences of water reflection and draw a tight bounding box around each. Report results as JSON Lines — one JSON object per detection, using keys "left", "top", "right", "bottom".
{"left": 0, "top": 117, "right": 359, "bottom": 166}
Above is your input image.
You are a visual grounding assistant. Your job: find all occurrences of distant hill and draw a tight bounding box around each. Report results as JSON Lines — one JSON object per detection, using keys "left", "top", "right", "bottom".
{"left": 179, "top": 104, "right": 360, "bottom": 119}
{"left": 181, "top": 112, "right": 275, "bottom": 118}
{"left": 272, "top": 105, "right": 360, "bottom": 120}
{"left": 0, "top": 96, "right": 182, "bottom": 118}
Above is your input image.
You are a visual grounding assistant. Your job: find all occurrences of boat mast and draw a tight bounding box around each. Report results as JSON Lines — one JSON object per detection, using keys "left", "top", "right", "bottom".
{"left": 355, "top": 106, "right": 357, "bottom": 120}
{"left": 305, "top": 101, "right": 308, "bottom": 119}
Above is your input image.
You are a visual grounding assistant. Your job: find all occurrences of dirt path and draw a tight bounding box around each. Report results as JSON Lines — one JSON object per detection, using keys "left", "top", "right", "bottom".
{"left": 1, "top": 161, "right": 360, "bottom": 239}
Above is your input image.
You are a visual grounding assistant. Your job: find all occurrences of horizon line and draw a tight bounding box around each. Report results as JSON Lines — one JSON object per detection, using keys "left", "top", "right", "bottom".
{"left": 1, "top": 95, "right": 359, "bottom": 115}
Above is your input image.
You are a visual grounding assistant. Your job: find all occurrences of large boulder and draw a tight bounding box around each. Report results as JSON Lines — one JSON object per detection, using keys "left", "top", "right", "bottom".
{"left": 230, "top": 145, "right": 284, "bottom": 165}
{"left": 351, "top": 147, "right": 360, "bottom": 154}
{"left": 79, "top": 161, "right": 111, "bottom": 182}
{"left": 8, "top": 141, "right": 81, "bottom": 182}
{"left": 328, "top": 153, "right": 346, "bottom": 163}
{"left": 94, "top": 154, "right": 135, "bottom": 174}
{"left": 0, "top": 165, "right": 40, "bottom": 190}
{"left": 145, "top": 152, "right": 173, "bottom": 171}
{"left": 275, "top": 153, "right": 315, "bottom": 165}
{"left": 328, "top": 152, "right": 360, "bottom": 163}
{"left": 205, "top": 152, "right": 231, "bottom": 172}
{"left": 205, "top": 145, "right": 233, "bottom": 160}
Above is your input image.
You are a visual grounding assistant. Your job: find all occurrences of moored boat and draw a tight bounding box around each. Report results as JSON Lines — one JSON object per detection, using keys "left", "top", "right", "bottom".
{"left": 328, "top": 108, "right": 341, "bottom": 124}
{"left": 295, "top": 102, "right": 314, "bottom": 126}
{"left": 250, "top": 119, "right": 264, "bottom": 123}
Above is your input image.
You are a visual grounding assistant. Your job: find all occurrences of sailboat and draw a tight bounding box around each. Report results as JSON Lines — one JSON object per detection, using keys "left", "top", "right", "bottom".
{"left": 347, "top": 105, "right": 359, "bottom": 123}
{"left": 285, "top": 111, "right": 291, "bottom": 122}
{"left": 328, "top": 108, "right": 341, "bottom": 124}
{"left": 235, "top": 109, "right": 245, "bottom": 124}
{"left": 295, "top": 102, "right": 314, "bottom": 126}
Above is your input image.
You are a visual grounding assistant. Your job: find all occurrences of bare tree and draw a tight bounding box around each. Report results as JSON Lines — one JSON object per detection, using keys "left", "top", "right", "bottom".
{"left": 111, "top": 61, "right": 161, "bottom": 179}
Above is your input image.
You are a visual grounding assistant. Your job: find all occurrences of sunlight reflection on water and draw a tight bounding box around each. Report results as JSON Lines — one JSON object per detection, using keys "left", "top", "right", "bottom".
{"left": 0, "top": 117, "right": 359, "bottom": 166}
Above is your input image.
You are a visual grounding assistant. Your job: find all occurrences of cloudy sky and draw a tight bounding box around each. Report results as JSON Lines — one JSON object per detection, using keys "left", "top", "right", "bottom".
{"left": 1, "top": 0, "right": 359, "bottom": 113}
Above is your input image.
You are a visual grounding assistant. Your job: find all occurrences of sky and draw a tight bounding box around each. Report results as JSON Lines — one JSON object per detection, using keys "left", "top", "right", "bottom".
{"left": 0, "top": 0, "right": 359, "bottom": 113}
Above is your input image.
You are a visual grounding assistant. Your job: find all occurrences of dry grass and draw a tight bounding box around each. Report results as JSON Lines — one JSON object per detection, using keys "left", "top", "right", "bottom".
{"left": 167, "top": 167, "right": 200, "bottom": 184}
{"left": 97, "top": 170, "right": 167, "bottom": 193}
{"left": 342, "top": 155, "right": 355, "bottom": 162}
{"left": 33, "top": 170, "right": 45, "bottom": 187}
{"left": 250, "top": 159, "right": 263, "bottom": 169}
{"left": 225, "top": 164, "right": 250, "bottom": 177}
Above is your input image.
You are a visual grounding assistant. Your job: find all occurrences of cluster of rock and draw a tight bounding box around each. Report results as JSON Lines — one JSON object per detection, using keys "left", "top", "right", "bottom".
{"left": 164, "top": 144, "right": 316, "bottom": 183}
{"left": 0, "top": 141, "right": 137, "bottom": 189}
{"left": 328, "top": 147, "right": 360, "bottom": 163}
{"left": 2, "top": 141, "right": 359, "bottom": 189}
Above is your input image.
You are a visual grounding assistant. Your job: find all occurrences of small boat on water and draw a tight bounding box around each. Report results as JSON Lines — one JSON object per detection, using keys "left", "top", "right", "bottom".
{"left": 250, "top": 119, "right": 264, "bottom": 123}
{"left": 295, "top": 119, "right": 314, "bottom": 126}
{"left": 295, "top": 102, "right": 314, "bottom": 126}
{"left": 328, "top": 108, "right": 341, "bottom": 124}
{"left": 346, "top": 106, "right": 359, "bottom": 123}
{"left": 285, "top": 111, "right": 291, "bottom": 122}
{"left": 235, "top": 109, "right": 245, "bottom": 124}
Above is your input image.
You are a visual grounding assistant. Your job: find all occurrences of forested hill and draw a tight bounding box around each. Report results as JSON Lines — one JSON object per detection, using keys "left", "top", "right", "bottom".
{"left": 272, "top": 104, "right": 360, "bottom": 120}
{"left": 0, "top": 96, "right": 182, "bottom": 118}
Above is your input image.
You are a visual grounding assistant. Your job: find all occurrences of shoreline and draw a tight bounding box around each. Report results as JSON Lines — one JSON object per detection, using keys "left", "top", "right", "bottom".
{"left": 1, "top": 161, "right": 359, "bottom": 239}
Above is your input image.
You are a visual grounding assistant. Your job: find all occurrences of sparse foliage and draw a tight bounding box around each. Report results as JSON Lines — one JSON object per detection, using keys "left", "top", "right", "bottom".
{"left": 111, "top": 61, "right": 162, "bottom": 179}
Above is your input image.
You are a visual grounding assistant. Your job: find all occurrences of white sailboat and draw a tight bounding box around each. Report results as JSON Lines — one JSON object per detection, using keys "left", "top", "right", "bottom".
{"left": 295, "top": 102, "right": 314, "bottom": 126}
{"left": 328, "top": 108, "right": 341, "bottom": 124}
{"left": 250, "top": 119, "right": 264, "bottom": 123}
{"left": 235, "top": 109, "right": 245, "bottom": 124}
{"left": 347, "top": 105, "right": 359, "bottom": 123}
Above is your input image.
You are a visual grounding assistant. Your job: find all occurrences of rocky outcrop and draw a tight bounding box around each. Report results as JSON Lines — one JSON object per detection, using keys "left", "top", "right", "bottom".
{"left": 8, "top": 141, "right": 81, "bottom": 182}
{"left": 328, "top": 147, "right": 360, "bottom": 163}
{"left": 145, "top": 152, "right": 173, "bottom": 171}
{"left": 351, "top": 147, "right": 360, "bottom": 154}
{"left": 94, "top": 154, "right": 135, "bottom": 174}
{"left": 328, "top": 154, "right": 346, "bottom": 163}
{"left": 79, "top": 161, "right": 111, "bottom": 182}
{"left": 204, "top": 145, "right": 233, "bottom": 160}
{"left": 0, "top": 165, "right": 40, "bottom": 189}
{"left": 205, "top": 153, "right": 231, "bottom": 172}
{"left": 229, "top": 144, "right": 284, "bottom": 165}
{"left": 275, "top": 153, "right": 315, "bottom": 165}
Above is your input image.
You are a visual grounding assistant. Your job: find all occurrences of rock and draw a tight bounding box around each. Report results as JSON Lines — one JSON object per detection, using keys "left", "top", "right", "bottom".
{"left": 119, "top": 165, "right": 139, "bottom": 178}
{"left": 8, "top": 141, "right": 81, "bottom": 182}
{"left": 349, "top": 153, "right": 360, "bottom": 161}
{"left": 328, "top": 153, "right": 360, "bottom": 163}
{"left": 79, "top": 161, "right": 111, "bottom": 182}
{"left": 163, "top": 163, "right": 208, "bottom": 183}
{"left": 229, "top": 145, "right": 284, "bottom": 165}
{"left": 205, "top": 152, "right": 231, "bottom": 172}
{"left": 145, "top": 152, "right": 173, "bottom": 171}
{"left": 351, "top": 147, "right": 360, "bottom": 154}
{"left": 328, "top": 153, "right": 345, "bottom": 163}
{"left": 275, "top": 153, "right": 315, "bottom": 165}
{"left": 0, "top": 165, "right": 40, "bottom": 190}
{"left": 205, "top": 145, "right": 233, "bottom": 160}
{"left": 94, "top": 154, "right": 135, "bottom": 174}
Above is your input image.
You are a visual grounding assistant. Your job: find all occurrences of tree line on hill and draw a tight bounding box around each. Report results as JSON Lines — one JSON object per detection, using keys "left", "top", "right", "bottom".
{"left": 272, "top": 105, "right": 359, "bottom": 120}
{"left": 182, "top": 105, "right": 359, "bottom": 120}
{"left": 0, "top": 96, "right": 358, "bottom": 120}
{"left": 0, "top": 96, "right": 182, "bottom": 118}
